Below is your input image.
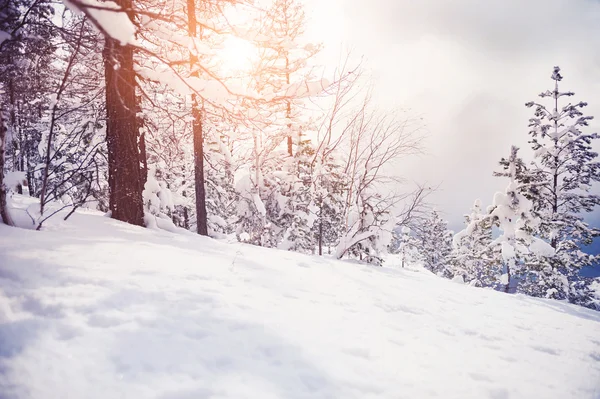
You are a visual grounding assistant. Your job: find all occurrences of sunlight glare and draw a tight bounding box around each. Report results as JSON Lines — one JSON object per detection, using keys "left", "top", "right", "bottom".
{"left": 219, "top": 36, "right": 257, "bottom": 76}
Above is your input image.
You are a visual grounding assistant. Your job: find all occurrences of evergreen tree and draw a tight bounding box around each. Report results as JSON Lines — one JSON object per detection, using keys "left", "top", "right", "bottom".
{"left": 311, "top": 149, "right": 347, "bottom": 255}
{"left": 414, "top": 210, "right": 453, "bottom": 276}
{"left": 253, "top": 0, "right": 321, "bottom": 157}
{"left": 449, "top": 200, "right": 501, "bottom": 286}
{"left": 279, "top": 139, "right": 317, "bottom": 253}
{"left": 490, "top": 146, "right": 554, "bottom": 293}
{"left": 511, "top": 66, "right": 599, "bottom": 299}
{"left": 390, "top": 226, "right": 421, "bottom": 268}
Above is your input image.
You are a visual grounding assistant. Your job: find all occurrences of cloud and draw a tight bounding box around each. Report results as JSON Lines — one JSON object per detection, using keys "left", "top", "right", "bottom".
{"left": 308, "top": 0, "right": 600, "bottom": 234}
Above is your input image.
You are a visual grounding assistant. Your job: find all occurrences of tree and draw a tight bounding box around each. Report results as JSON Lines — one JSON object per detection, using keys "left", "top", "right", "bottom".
{"left": 513, "top": 66, "right": 600, "bottom": 299}
{"left": 412, "top": 210, "right": 453, "bottom": 276}
{"left": 490, "top": 146, "right": 554, "bottom": 293}
{"left": 449, "top": 200, "right": 500, "bottom": 286}
{"left": 186, "top": 0, "right": 208, "bottom": 235}
{"left": 101, "top": 0, "right": 145, "bottom": 226}
{"left": 311, "top": 148, "right": 347, "bottom": 255}
{"left": 0, "top": 0, "right": 55, "bottom": 225}
{"left": 1, "top": 1, "right": 108, "bottom": 228}
{"left": 0, "top": 109, "right": 12, "bottom": 225}
{"left": 390, "top": 226, "right": 421, "bottom": 268}
{"left": 278, "top": 139, "right": 318, "bottom": 253}
{"left": 253, "top": 0, "right": 321, "bottom": 157}
{"left": 335, "top": 100, "right": 424, "bottom": 265}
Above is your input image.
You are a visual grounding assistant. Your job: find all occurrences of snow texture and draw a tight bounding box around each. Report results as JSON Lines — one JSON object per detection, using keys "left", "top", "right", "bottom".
{"left": 0, "top": 197, "right": 599, "bottom": 399}
{"left": 0, "top": 30, "right": 10, "bottom": 45}
{"left": 3, "top": 171, "right": 26, "bottom": 190}
{"left": 63, "top": 0, "right": 136, "bottom": 45}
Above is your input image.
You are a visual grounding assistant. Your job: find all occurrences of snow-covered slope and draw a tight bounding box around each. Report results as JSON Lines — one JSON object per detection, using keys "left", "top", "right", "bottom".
{"left": 1, "top": 208, "right": 599, "bottom": 399}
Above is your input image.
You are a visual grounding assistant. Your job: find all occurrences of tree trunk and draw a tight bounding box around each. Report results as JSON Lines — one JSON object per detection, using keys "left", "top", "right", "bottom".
{"left": 285, "top": 58, "right": 292, "bottom": 157}
{"left": 187, "top": 0, "right": 208, "bottom": 236}
{"left": 551, "top": 83, "right": 559, "bottom": 249}
{"left": 0, "top": 110, "right": 14, "bottom": 226}
{"left": 103, "top": 3, "right": 144, "bottom": 227}
{"left": 139, "top": 129, "right": 148, "bottom": 194}
{"left": 504, "top": 266, "right": 511, "bottom": 293}
{"left": 318, "top": 218, "right": 323, "bottom": 256}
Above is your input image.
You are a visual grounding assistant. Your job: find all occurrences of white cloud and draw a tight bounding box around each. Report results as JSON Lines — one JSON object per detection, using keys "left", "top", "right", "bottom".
{"left": 308, "top": 0, "right": 600, "bottom": 230}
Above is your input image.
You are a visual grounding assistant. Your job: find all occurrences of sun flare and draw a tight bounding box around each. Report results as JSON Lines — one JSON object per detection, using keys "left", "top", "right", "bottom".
{"left": 219, "top": 36, "right": 257, "bottom": 76}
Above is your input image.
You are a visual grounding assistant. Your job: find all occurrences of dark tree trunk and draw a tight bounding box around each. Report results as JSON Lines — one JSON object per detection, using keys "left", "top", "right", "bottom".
{"left": 317, "top": 201, "right": 323, "bottom": 255}
{"left": 192, "top": 101, "right": 208, "bottom": 235}
{"left": 285, "top": 57, "right": 292, "bottom": 157}
{"left": 318, "top": 218, "right": 323, "bottom": 255}
{"left": 183, "top": 205, "right": 189, "bottom": 230}
{"left": 187, "top": 0, "right": 208, "bottom": 236}
{"left": 0, "top": 110, "right": 14, "bottom": 226}
{"left": 139, "top": 129, "right": 148, "bottom": 193}
{"left": 103, "top": 3, "right": 144, "bottom": 227}
{"left": 504, "top": 266, "right": 511, "bottom": 293}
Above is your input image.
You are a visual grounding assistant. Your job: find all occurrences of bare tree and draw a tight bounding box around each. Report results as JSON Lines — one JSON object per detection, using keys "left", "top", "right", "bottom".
{"left": 333, "top": 95, "right": 425, "bottom": 263}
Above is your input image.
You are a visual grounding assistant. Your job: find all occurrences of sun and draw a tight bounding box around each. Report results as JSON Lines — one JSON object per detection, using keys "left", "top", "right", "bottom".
{"left": 219, "top": 36, "right": 257, "bottom": 76}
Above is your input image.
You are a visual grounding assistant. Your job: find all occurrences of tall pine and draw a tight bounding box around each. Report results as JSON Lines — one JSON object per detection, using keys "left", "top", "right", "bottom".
{"left": 517, "top": 67, "right": 600, "bottom": 299}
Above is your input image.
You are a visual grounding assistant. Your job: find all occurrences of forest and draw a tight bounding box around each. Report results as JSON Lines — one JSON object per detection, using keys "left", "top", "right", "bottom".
{"left": 1, "top": 0, "right": 599, "bottom": 311}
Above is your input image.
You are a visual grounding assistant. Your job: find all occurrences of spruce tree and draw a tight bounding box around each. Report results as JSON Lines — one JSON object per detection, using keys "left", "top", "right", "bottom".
{"left": 414, "top": 210, "right": 453, "bottom": 276}
{"left": 516, "top": 66, "right": 599, "bottom": 299}
{"left": 449, "top": 200, "right": 501, "bottom": 286}
{"left": 490, "top": 146, "right": 554, "bottom": 293}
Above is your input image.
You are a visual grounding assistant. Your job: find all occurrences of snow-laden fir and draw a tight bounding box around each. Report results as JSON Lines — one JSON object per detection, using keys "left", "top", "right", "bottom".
{"left": 1, "top": 199, "right": 599, "bottom": 399}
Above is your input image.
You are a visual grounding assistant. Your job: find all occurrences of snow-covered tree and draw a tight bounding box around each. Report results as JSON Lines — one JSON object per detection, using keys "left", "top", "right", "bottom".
{"left": 279, "top": 139, "right": 317, "bottom": 253}
{"left": 413, "top": 210, "right": 453, "bottom": 276}
{"left": 511, "top": 66, "right": 600, "bottom": 299}
{"left": 334, "top": 99, "right": 423, "bottom": 265}
{"left": 390, "top": 226, "right": 421, "bottom": 268}
{"left": 252, "top": 0, "right": 321, "bottom": 157}
{"left": 204, "top": 129, "right": 237, "bottom": 236}
{"left": 449, "top": 200, "right": 501, "bottom": 286}
{"left": 570, "top": 277, "right": 600, "bottom": 311}
{"left": 490, "top": 146, "right": 554, "bottom": 293}
{"left": 311, "top": 149, "right": 348, "bottom": 255}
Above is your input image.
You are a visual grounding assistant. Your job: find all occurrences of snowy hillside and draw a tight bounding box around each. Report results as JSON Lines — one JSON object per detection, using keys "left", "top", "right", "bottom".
{"left": 1, "top": 208, "right": 599, "bottom": 399}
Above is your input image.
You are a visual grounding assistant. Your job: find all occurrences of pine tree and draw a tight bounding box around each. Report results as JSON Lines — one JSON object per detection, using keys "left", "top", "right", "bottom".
{"left": 414, "top": 210, "right": 453, "bottom": 276}
{"left": 490, "top": 146, "right": 554, "bottom": 293}
{"left": 449, "top": 200, "right": 501, "bottom": 286}
{"left": 312, "top": 149, "right": 347, "bottom": 255}
{"left": 253, "top": 0, "right": 321, "bottom": 157}
{"left": 279, "top": 139, "right": 317, "bottom": 253}
{"left": 390, "top": 226, "right": 421, "bottom": 268}
{"left": 204, "top": 129, "right": 237, "bottom": 236}
{"left": 514, "top": 66, "right": 599, "bottom": 299}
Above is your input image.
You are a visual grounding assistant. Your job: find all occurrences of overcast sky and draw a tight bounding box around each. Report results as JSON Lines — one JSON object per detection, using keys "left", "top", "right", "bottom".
{"left": 303, "top": 0, "right": 600, "bottom": 235}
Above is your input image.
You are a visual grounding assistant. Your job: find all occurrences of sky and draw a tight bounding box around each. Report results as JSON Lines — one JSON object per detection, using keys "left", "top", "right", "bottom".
{"left": 302, "top": 0, "right": 600, "bottom": 241}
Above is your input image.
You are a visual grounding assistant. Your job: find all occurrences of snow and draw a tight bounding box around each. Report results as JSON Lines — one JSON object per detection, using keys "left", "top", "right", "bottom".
{"left": 1, "top": 198, "right": 600, "bottom": 399}
{"left": 283, "top": 78, "right": 330, "bottom": 98}
{"left": 529, "top": 237, "right": 556, "bottom": 258}
{"left": 3, "top": 171, "right": 27, "bottom": 190}
{"left": 0, "top": 30, "right": 10, "bottom": 46}
{"left": 63, "top": 0, "right": 136, "bottom": 46}
{"left": 451, "top": 275, "right": 465, "bottom": 284}
{"left": 252, "top": 193, "right": 266, "bottom": 216}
